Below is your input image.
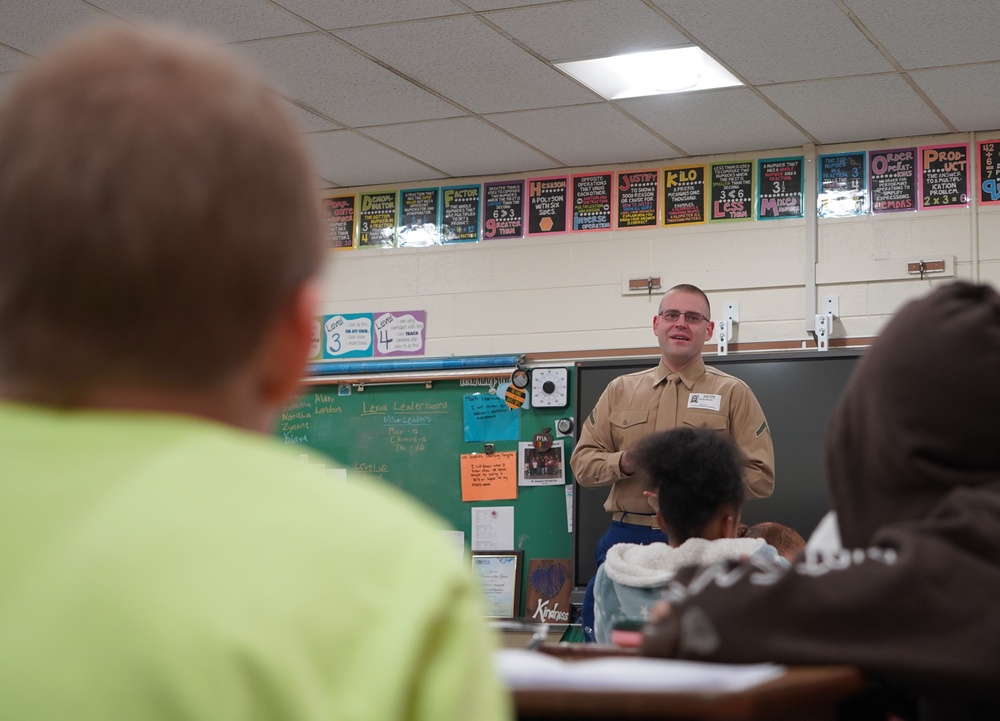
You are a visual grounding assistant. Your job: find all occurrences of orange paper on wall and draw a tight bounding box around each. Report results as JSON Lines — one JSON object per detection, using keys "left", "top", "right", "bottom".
{"left": 460, "top": 451, "right": 517, "bottom": 502}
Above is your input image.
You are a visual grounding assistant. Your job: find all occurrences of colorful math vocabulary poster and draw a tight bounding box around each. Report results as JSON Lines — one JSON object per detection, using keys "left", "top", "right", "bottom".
{"left": 398, "top": 187, "right": 440, "bottom": 247}
{"left": 527, "top": 176, "right": 568, "bottom": 235}
{"left": 571, "top": 173, "right": 612, "bottom": 231}
{"left": 870, "top": 148, "right": 917, "bottom": 213}
{"left": 710, "top": 161, "right": 753, "bottom": 221}
{"left": 441, "top": 185, "right": 481, "bottom": 242}
{"left": 978, "top": 139, "right": 1000, "bottom": 205}
{"left": 358, "top": 191, "right": 397, "bottom": 247}
{"left": 757, "top": 157, "right": 804, "bottom": 218}
{"left": 483, "top": 180, "right": 524, "bottom": 239}
{"left": 818, "top": 152, "right": 867, "bottom": 217}
{"left": 322, "top": 195, "right": 356, "bottom": 249}
{"left": 663, "top": 165, "right": 706, "bottom": 225}
{"left": 616, "top": 169, "right": 659, "bottom": 229}
{"left": 919, "top": 144, "right": 969, "bottom": 209}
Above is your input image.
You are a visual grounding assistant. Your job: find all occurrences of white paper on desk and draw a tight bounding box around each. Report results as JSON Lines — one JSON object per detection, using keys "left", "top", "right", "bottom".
{"left": 495, "top": 649, "right": 784, "bottom": 693}
{"left": 471, "top": 506, "right": 514, "bottom": 550}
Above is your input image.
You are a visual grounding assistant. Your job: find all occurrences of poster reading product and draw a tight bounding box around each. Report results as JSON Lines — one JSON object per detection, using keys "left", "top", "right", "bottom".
{"left": 398, "top": 188, "right": 440, "bottom": 247}
{"left": 818, "top": 152, "right": 867, "bottom": 217}
{"left": 321, "top": 195, "right": 356, "bottom": 249}
{"left": 373, "top": 310, "right": 427, "bottom": 357}
{"left": 616, "top": 169, "right": 658, "bottom": 228}
{"left": 710, "top": 161, "right": 753, "bottom": 221}
{"left": 441, "top": 185, "right": 481, "bottom": 242}
{"left": 358, "top": 191, "right": 397, "bottom": 247}
{"left": 757, "top": 157, "right": 804, "bottom": 218}
{"left": 483, "top": 180, "right": 524, "bottom": 239}
{"left": 919, "top": 144, "right": 969, "bottom": 209}
{"left": 979, "top": 139, "right": 1000, "bottom": 205}
{"left": 869, "top": 148, "right": 917, "bottom": 213}
{"left": 527, "top": 176, "right": 568, "bottom": 235}
{"left": 663, "top": 165, "right": 706, "bottom": 225}
{"left": 571, "top": 173, "right": 612, "bottom": 231}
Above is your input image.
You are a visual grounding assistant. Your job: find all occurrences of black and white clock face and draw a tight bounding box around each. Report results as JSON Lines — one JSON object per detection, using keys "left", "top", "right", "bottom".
{"left": 530, "top": 367, "right": 569, "bottom": 408}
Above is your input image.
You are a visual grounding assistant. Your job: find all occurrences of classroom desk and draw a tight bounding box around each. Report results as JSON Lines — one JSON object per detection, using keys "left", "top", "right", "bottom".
{"left": 512, "top": 645, "right": 868, "bottom": 721}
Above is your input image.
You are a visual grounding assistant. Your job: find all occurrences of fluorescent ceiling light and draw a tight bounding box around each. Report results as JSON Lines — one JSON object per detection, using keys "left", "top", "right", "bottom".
{"left": 557, "top": 47, "right": 743, "bottom": 100}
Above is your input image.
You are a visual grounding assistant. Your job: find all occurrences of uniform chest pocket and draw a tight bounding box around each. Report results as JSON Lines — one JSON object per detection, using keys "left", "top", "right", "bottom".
{"left": 682, "top": 411, "right": 728, "bottom": 432}
{"left": 609, "top": 410, "right": 650, "bottom": 448}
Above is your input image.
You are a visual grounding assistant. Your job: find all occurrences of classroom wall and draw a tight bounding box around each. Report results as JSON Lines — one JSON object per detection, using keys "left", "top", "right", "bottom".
{"left": 316, "top": 129, "right": 999, "bottom": 357}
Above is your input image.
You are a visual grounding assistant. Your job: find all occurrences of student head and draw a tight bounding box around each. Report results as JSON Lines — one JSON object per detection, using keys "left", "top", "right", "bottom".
{"left": 631, "top": 426, "right": 745, "bottom": 544}
{"left": 0, "top": 23, "right": 322, "bottom": 425}
{"left": 826, "top": 280, "right": 1000, "bottom": 548}
{"left": 740, "top": 522, "right": 805, "bottom": 561}
{"left": 653, "top": 284, "right": 715, "bottom": 371}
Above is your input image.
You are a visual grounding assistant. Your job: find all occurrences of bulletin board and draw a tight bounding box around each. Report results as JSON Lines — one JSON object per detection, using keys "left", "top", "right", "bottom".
{"left": 274, "top": 373, "right": 576, "bottom": 617}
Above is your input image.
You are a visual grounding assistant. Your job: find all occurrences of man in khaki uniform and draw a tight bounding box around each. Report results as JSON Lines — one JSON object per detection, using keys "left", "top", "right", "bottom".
{"left": 571, "top": 283, "right": 774, "bottom": 640}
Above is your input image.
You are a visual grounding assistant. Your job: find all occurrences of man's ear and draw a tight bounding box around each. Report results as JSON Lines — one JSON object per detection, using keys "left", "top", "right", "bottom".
{"left": 258, "top": 280, "right": 320, "bottom": 407}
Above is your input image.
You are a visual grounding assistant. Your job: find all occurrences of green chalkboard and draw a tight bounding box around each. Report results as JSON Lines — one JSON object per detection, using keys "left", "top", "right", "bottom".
{"left": 274, "top": 373, "right": 575, "bottom": 618}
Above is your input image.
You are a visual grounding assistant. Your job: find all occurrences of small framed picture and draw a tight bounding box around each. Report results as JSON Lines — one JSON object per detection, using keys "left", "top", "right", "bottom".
{"left": 518, "top": 440, "right": 566, "bottom": 486}
{"left": 471, "top": 550, "right": 524, "bottom": 619}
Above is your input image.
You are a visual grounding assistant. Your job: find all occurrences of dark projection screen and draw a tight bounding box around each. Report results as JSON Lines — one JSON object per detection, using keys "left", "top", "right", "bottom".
{"left": 572, "top": 350, "right": 862, "bottom": 587}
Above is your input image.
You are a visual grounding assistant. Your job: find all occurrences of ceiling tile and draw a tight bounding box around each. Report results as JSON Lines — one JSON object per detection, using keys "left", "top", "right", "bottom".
{"left": 273, "top": 0, "right": 463, "bottom": 29}
{"left": 234, "top": 33, "right": 463, "bottom": 127}
{"left": 283, "top": 101, "right": 340, "bottom": 132}
{"left": 485, "top": 104, "right": 680, "bottom": 166}
{"left": 335, "top": 15, "right": 597, "bottom": 113}
{"left": 484, "top": 0, "right": 689, "bottom": 62}
{"left": 845, "top": 0, "right": 997, "bottom": 69}
{"left": 650, "top": 0, "right": 892, "bottom": 84}
{"left": 462, "top": 0, "right": 555, "bottom": 9}
{"left": 307, "top": 130, "right": 444, "bottom": 187}
{"left": 618, "top": 87, "right": 810, "bottom": 156}
{"left": 0, "top": 0, "right": 115, "bottom": 55}
{"left": 911, "top": 63, "right": 1000, "bottom": 132}
{"left": 89, "top": 0, "right": 311, "bottom": 42}
{"left": 0, "top": 47, "right": 30, "bottom": 74}
{"left": 364, "top": 117, "right": 557, "bottom": 177}
{"left": 760, "top": 74, "right": 949, "bottom": 144}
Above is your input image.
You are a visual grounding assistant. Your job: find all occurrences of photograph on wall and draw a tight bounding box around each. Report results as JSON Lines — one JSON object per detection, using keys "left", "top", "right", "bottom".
{"left": 616, "top": 169, "right": 659, "bottom": 229}
{"left": 398, "top": 188, "right": 440, "bottom": 247}
{"left": 321, "top": 195, "right": 356, "bottom": 249}
{"left": 979, "top": 139, "right": 1000, "bottom": 205}
{"left": 518, "top": 440, "right": 565, "bottom": 486}
{"left": 919, "top": 144, "right": 969, "bottom": 209}
{"left": 571, "top": 172, "right": 612, "bottom": 231}
{"left": 710, "top": 161, "right": 753, "bottom": 221}
{"left": 527, "top": 176, "right": 568, "bottom": 235}
{"left": 358, "top": 191, "right": 397, "bottom": 247}
{"left": 483, "top": 180, "right": 525, "bottom": 239}
{"left": 870, "top": 148, "right": 917, "bottom": 213}
{"left": 757, "top": 157, "right": 804, "bottom": 218}
{"left": 663, "top": 165, "right": 706, "bottom": 225}
{"left": 818, "top": 152, "right": 867, "bottom": 217}
{"left": 441, "top": 185, "right": 481, "bottom": 242}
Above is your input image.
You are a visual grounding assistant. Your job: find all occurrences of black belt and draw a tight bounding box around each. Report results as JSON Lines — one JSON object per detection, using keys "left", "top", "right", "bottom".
{"left": 611, "top": 511, "right": 658, "bottom": 527}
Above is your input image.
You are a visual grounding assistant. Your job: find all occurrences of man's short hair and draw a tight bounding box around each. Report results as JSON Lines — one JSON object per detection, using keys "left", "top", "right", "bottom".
{"left": 666, "top": 284, "right": 711, "bottom": 317}
{"left": 0, "top": 24, "right": 322, "bottom": 401}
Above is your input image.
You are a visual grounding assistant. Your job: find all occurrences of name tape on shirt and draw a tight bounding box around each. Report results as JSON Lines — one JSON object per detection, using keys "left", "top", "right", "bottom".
{"left": 687, "top": 393, "right": 721, "bottom": 412}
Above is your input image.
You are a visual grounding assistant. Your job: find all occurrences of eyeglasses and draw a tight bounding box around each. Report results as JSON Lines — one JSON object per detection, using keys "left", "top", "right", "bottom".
{"left": 658, "top": 309, "right": 710, "bottom": 325}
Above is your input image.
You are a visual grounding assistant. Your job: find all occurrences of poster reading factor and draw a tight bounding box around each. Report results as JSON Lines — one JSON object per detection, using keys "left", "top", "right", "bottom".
{"left": 818, "top": 152, "right": 867, "bottom": 217}
{"left": 572, "top": 173, "right": 612, "bottom": 231}
{"left": 979, "top": 139, "right": 1000, "bottom": 205}
{"left": 920, "top": 144, "right": 969, "bottom": 209}
{"left": 870, "top": 148, "right": 916, "bottom": 213}
{"left": 358, "top": 191, "right": 397, "bottom": 248}
{"left": 616, "top": 170, "right": 658, "bottom": 229}
{"left": 442, "top": 185, "right": 481, "bottom": 242}
{"left": 321, "top": 195, "right": 356, "bottom": 249}
{"left": 527, "top": 177, "right": 568, "bottom": 235}
{"left": 663, "top": 165, "right": 706, "bottom": 225}
{"left": 757, "top": 157, "right": 804, "bottom": 218}
{"left": 710, "top": 161, "right": 753, "bottom": 221}
{"left": 483, "top": 180, "right": 524, "bottom": 239}
{"left": 398, "top": 188, "right": 440, "bottom": 247}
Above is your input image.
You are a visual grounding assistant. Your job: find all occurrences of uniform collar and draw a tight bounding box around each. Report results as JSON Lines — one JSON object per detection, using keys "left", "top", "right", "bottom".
{"left": 655, "top": 356, "right": 706, "bottom": 390}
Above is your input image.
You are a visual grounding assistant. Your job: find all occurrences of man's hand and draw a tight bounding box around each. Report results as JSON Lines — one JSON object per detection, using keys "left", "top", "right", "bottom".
{"left": 619, "top": 449, "right": 636, "bottom": 475}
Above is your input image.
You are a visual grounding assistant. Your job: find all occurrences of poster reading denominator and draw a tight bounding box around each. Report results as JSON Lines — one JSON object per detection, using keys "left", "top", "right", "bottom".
{"left": 757, "top": 157, "right": 804, "bottom": 218}
{"left": 572, "top": 173, "right": 612, "bottom": 231}
{"left": 358, "top": 191, "right": 397, "bottom": 247}
{"left": 663, "top": 165, "right": 706, "bottom": 225}
{"left": 616, "top": 170, "right": 658, "bottom": 228}
{"left": 527, "top": 176, "right": 568, "bottom": 235}
{"left": 483, "top": 180, "right": 524, "bottom": 239}
{"left": 710, "top": 162, "right": 753, "bottom": 221}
